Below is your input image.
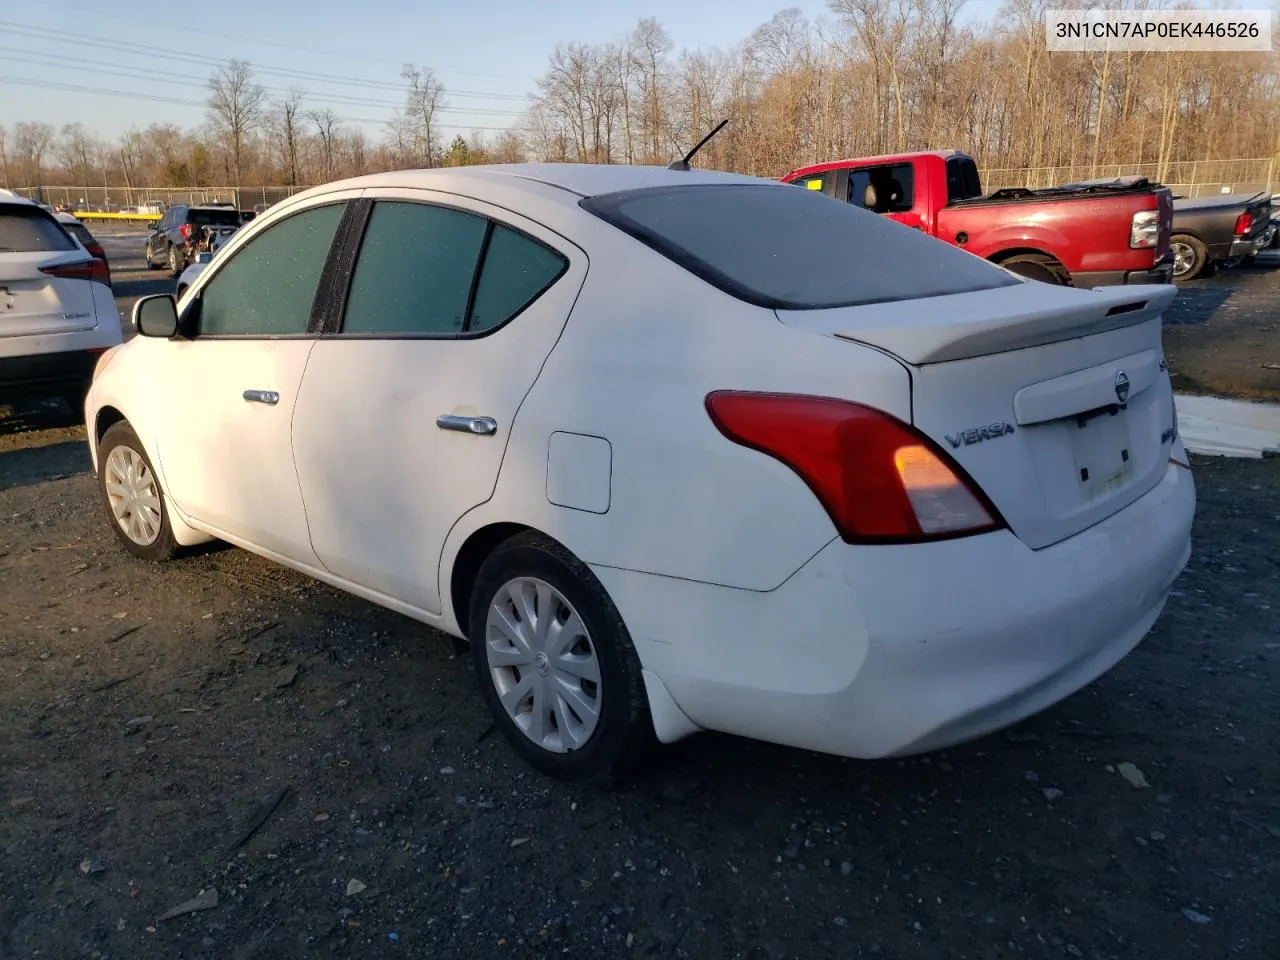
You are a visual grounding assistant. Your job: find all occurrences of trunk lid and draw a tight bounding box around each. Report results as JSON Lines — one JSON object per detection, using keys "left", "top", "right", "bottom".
{"left": 776, "top": 281, "right": 1180, "bottom": 548}
{"left": 0, "top": 250, "right": 101, "bottom": 338}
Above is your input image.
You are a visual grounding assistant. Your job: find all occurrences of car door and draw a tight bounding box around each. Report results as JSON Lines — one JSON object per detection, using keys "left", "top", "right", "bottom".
{"left": 165, "top": 206, "right": 185, "bottom": 253}
{"left": 291, "top": 192, "right": 586, "bottom": 614}
{"left": 151, "top": 197, "right": 350, "bottom": 564}
{"left": 148, "top": 210, "right": 168, "bottom": 255}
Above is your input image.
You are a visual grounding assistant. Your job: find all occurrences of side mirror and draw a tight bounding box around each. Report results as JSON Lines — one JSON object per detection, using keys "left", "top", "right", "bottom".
{"left": 194, "top": 251, "right": 213, "bottom": 264}
{"left": 133, "top": 294, "right": 179, "bottom": 338}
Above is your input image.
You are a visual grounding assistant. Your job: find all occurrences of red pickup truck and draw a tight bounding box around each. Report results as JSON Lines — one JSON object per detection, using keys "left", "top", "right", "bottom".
{"left": 780, "top": 150, "right": 1174, "bottom": 288}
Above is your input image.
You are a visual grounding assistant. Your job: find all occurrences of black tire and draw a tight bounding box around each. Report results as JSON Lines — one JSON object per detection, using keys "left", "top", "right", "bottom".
{"left": 167, "top": 244, "right": 185, "bottom": 279}
{"left": 144, "top": 242, "right": 162, "bottom": 270}
{"left": 1239, "top": 254, "right": 1256, "bottom": 267}
{"left": 999, "top": 253, "right": 1068, "bottom": 285}
{"left": 468, "top": 531, "right": 654, "bottom": 782}
{"left": 1171, "top": 234, "right": 1208, "bottom": 282}
{"left": 97, "top": 421, "right": 179, "bottom": 562}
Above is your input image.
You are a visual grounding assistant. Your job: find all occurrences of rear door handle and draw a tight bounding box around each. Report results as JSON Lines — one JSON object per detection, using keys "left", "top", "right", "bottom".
{"left": 436, "top": 414, "right": 497, "bottom": 436}
{"left": 243, "top": 389, "right": 279, "bottom": 406}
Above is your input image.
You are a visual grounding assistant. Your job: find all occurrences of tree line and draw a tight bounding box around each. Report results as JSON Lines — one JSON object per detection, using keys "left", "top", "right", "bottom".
{"left": 3, "top": 2, "right": 1277, "bottom": 191}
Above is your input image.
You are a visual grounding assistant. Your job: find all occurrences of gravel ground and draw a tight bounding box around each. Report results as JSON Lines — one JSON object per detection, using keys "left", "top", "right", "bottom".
{"left": 0, "top": 235, "right": 1277, "bottom": 960}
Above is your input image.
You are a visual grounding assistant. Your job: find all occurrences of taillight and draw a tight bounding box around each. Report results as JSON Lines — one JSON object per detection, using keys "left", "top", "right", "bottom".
{"left": 180, "top": 223, "right": 193, "bottom": 241}
{"left": 1130, "top": 209, "right": 1160, "bottom": 248}
{"left": 705, "top": 391, "right": 1005, "bottom": 543}
{"left": 40, "top": 258, "right": 111, "bottom": 287}
{"left": 1233, "top": 211, "right": 1252, "bottom": 236}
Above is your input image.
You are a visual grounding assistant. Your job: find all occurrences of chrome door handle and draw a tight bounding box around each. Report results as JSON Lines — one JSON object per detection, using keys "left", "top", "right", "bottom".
{"left": 436, "top": 414, "right": 497, "bottom": 436}
{"left": 243, "top": 389, "right": 279, "bottom": 406}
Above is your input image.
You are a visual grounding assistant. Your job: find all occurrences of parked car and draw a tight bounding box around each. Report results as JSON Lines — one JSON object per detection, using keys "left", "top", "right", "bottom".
{"left": 0, "top": 190, "right": 121, "bottom": 418}
{"left": 1167, "top": 191, "right": 1274, "bottom": 280}
{"left": 144, "top": 204, "right": 243, "bottom": 277}
{"left": 87, "top": 164, "right": 1194, "bottom": 781}
{"left": 55, "top": 211, "right": 111, "bottom": 286}
{"left": 175, "top": 251, "right": 214, "bottom": 299}
{"left": 781, "top": 151, "right": 1174, "bottom": 287}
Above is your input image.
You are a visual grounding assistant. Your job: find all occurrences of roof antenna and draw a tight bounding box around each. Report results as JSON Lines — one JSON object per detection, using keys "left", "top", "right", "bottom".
{"left": 668, "top": 119, "right": 729, "bottom": 171}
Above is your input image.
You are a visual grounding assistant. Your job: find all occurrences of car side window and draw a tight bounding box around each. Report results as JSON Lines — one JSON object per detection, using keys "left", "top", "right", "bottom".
{"left": 468, "top": 225, "right": 567, "bottom": 333}
{"left": 341, "top": 201, "right": 487, "bottom": 335}
{"left": 790, "top": 174, "right": 826, "bottom": 193}
{"left": 847, "top": 163, "right": 914, "bottom": 213}
{"left": 197, "top": 203, "right": 344, "bottom": 337}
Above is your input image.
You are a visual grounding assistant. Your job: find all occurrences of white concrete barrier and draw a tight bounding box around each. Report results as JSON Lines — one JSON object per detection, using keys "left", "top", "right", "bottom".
{"left": 1175, "top": 394, "right": 1280, "bottom": 458}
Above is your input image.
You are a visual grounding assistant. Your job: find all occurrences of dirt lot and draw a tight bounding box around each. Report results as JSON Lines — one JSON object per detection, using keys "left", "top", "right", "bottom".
{"left": 0, "top": 239, "right": 1278, "bottom": 960}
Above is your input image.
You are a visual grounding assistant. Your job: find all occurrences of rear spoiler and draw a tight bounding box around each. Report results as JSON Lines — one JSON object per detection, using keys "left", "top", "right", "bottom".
{"left": 785, "top": 283, "right": 1180, "bottom": 366}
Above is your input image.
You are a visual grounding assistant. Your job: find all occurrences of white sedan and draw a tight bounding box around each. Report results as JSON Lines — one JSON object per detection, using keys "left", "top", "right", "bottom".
{"left": 86, "top": 164, "right": 1195, "bottom": 781}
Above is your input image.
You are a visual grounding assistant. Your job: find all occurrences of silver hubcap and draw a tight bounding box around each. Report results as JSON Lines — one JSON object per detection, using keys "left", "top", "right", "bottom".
{"left": 104, "top": 446, "right": 162, "bottom": 546}
{"left": 1171, "top": 241, "right": 1194, "bottom": 277}
{"left": 169, "top": 248, "right": 177, "bottom": 269}
{"left": 485, "top": 577, "right": 601, "bottom": 753}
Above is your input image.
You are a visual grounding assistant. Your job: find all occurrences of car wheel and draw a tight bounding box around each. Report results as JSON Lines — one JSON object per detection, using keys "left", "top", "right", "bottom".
{"left": 144, "top": 242, "right": 161, "bottom": 270}
{"left": 469, "top": 531, "right": 654, "bottom": 782}
{"left": 97, "top": 421, "right": 179, "bottom": 562}
{"left": 999, "top": 254, "right": 1068, "bottom": 285}
{"left": 1170, "top": 234, "right": 1208, "bottom": 282}
{"left": 168, "top": 245, "right": 185, "bottom": 278}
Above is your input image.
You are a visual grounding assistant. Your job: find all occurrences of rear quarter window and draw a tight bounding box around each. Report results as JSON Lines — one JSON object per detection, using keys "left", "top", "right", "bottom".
{"left": 0, "top": 206, "right": 78, "bottom": 253}
{"left": 581, "top": 183, "right": 1019, "bottom": 310}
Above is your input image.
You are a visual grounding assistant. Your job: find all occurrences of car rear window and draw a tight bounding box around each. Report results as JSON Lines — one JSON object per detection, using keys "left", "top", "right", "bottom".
{"left": 64, "top": 223, "right": 95, "bottom": 246}
{"left": 188, "top": 209, "right": 243, "bottom": 227}
{"left": 0, "top": 206, "right": 78, "bottom": 253}
{"left": 580, "top": 183, "right": 1019, "bottom": 310}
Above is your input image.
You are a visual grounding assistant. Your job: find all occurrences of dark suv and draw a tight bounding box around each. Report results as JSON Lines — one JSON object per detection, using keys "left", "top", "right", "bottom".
{"left": 144, "top": 204, "right": 243, "bottom": 277}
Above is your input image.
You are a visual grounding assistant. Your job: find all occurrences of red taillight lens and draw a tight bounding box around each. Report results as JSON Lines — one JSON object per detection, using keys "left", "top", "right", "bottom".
{"left": 705, "top": 391, "right": 1005, "bottom": 543}
{"left": 180, "top": 223, "right": 193, "bottom": 240}
{"left": 40, "top": 258, "right": 111, "bottom": 287}
{"left": 1233, "top": 211, "right": 1252, "bottom": 236}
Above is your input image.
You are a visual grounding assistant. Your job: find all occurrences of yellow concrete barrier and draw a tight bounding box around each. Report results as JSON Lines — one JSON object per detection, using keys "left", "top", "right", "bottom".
{"left": 69, "top": 212, "right": 163, "bottom": 222}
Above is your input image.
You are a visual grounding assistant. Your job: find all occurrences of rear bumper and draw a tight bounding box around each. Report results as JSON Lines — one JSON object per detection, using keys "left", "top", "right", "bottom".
{"left": 1073, "top": 258, "right": 1174, "bottom": 289}
{"left": 0, "top": 347, "right": 103, "bottom": 396}
{"left": 596, "top": 460, "right": 1195, "bottom": 759}
{"left": 1229, "top": 236, "right": 1267, "bottom": 259}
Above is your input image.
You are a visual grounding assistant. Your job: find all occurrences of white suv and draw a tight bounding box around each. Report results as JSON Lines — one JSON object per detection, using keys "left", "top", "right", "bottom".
{"left": 0, "top": 191, "right": 122, "bottom": 418}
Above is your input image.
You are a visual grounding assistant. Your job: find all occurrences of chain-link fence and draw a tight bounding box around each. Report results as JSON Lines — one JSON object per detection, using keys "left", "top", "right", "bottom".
{"left": 7, "top": 185, "right": 314, "bottom": 212}
{"left": 12, "top": 158, "right": 1279, "bottom": 209}
{"left": 979, "top": 158, "right": 1277, "bottom": 198}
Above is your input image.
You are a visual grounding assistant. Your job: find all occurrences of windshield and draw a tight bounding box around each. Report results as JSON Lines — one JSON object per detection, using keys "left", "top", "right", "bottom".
{"left": 581, "top": 183, "right": 1019, "bottom": 310}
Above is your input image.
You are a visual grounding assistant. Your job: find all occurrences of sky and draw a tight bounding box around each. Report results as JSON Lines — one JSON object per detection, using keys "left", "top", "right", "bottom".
{"left": 0, "top": 0, "right": 1009, "bottom": 143}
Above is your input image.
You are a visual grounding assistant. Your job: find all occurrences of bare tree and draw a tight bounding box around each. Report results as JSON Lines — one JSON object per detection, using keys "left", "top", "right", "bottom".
{"left": 55, "top": 123, "right": 95, "bottom": 187}
{"left": 271, "top": 88, "right": 305, "bottom": 185}
{"left": 383, "top": 111, "right": 414, "bottom": 167}
{"left": 401, "top": 65, "right": 446, "bottom": 166}
{"left": 8, "top": 8, "right": 1280, "bottom": 191}
{"left": 13, "top": 122, "right": 55, "bottom": 186}
{"left": 631, "top": 18, "right": 672, "bottom": 161}
{"left": 0, "top": 125, "right": 11, "bottom": 188}
{"left": 206, "top": 59, "right": 267, "bottom": 186}
{"left": 491, "top": 130, "right": 526, "bottom": 164}
{"left": 309, "top": 108, "right": 340, "bottom": 180}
